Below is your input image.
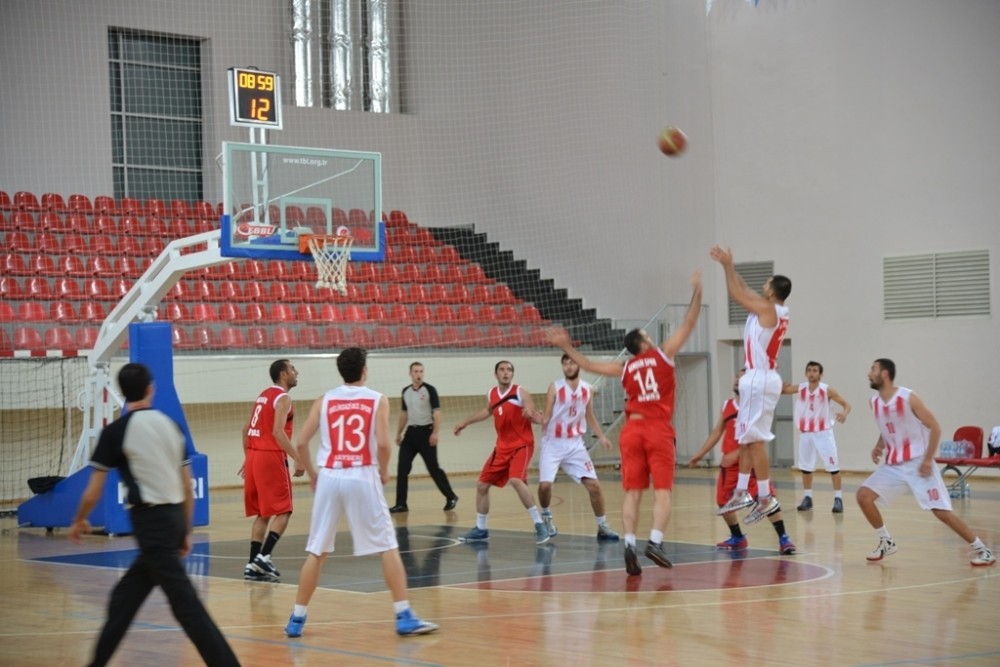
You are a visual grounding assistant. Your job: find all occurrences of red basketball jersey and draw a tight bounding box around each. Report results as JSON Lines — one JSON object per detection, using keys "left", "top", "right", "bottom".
{"left": 489, "top": 384, "right": 534, "bottom": 451}
{"left": 621, "top": 347, "right": 676, "bottom": 425}
{"left": 719, "top": 397, "right": 739, "bottom": 469}
{"left": 246, "top": 386, "right": 294, "bottom": 452}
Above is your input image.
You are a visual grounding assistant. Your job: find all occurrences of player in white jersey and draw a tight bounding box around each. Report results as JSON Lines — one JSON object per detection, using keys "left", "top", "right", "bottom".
{"left": 537, "top": 354, "right": 620, "bottom": 542}
{"left": 781, "top": 361, "right": 851, "bottom": 513}
{"left": 284, "top": 348, "right": 439, "bottom": 639}
{"left": 711, "top": 246, "right": 791, "bottom": 524}
{"left": 858, "top": 358, "right": 994, "bottom": 566}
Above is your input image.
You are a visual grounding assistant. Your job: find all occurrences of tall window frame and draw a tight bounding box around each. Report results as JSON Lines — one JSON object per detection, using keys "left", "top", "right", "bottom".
{"left": 108, "top": 29, "right": 204, "bottom": 202}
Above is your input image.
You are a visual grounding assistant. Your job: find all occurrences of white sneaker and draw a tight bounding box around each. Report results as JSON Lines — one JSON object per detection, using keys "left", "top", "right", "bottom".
{"left": 866, "top": 537, "right": 897, "bottom": 561}
{"left": 743, "top": 496, "right": 780, "bottom": 525}
{"left": 717, "top": 491, "right": 755, "bottom": 515}
{"left": 970, "top": 547, "right": 996, "bottom": 566}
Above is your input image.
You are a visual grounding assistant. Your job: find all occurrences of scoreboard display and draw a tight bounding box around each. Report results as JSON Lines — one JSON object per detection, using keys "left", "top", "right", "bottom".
{"left": 228, "top": 67, "right": 282, "bottom": 130}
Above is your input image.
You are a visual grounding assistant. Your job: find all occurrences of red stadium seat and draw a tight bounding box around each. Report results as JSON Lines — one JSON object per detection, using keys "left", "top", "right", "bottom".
{"left": 272, "top": 326, "right": 297, "bottom": 349}
{"left": 18, "top": 302, "right": 47, "bottom": 322}
{"left": 75, "top": 327, "right": 100, "bottom": 350}
{"left": 162, "top": 302, "right": 189, "bottom": 323}
{"left": 26, "top": 276, "right": 53, "bottom": 299}
{"left": 62, "top": 255, "right": 88, "bottom": 277}
{"left": 219, "top": 326, "right": 248, "bottom": 349}
{"left": 347, "top": 326, "right": 371, "bottom": 349}
{"left": 268, "top": 303, "right": 295, "bottom": 323}
{"left": 242, "top": 281, "right": 265, "bottom": 302}
{"left": 471, "top": 284, "right": 492, "bottom": 304}
{"left": 44, "top": 326, "right": 77, "bottom": 350}
{"left": 217, "top": 302, "right": 241, "bottom": 322}
{"left": 145, "top": 199, "right": 166, "bottom": 218}
{"left": 12, "top": 211, "right": 38, "bottom": 231}
{"left": 40, "top": 212, "right": 69, "bottom": 233}
{"left": 493, "top": 284, "right": 516, "bottom": 304}
{"left": 349, "top": 208, "right": 368, "bottom": 227}
{"left": 67, "top": 194, "right": 93, "bottom": 214}
{"left": 109, "top": 278, "right": 131, "bottom": 301}
{"left": 318, "top": 304, "right": 344, "bottom": 323}
{"left": 388, "top": 210, "right": 409, "bottom": 227}
{"left": 387, "top": 303, "right": 410, "bottom": 323}
{"left": 64, "top": 213, "right": 94, "bottom": 235}
{"left": 216, "top": 280, "right": 242, "bottom": 303}
{"left": 163, "top": 280, "right": 187, "bottom": 301}
{"left": 92, "top": 196, "right": 117, "bottom": 215}
{"left": 379, "top": 264, "right": 400, "bottom": 283}
{"left": 49, "top": 301, "right": 79, "bottom": 323}
{"left": 348, "top": 262, "right": 377, "bottom": 283}
{"left": 449, "top": 284, "right": 470, "bottom": 304}
{"left": 119, "top": 216, "right": 143, "bottom": 237}
{"left": 268, "top": 282, "right": 290, "bottom": 302}
{"left": 144, "top": 219, "right": 167, "bottom": 242}
{"left": 0, "top": 329, "right": 10, "bottom": 352}
{"left": 343, "top": 304, "right": 366, "bottom": 322}
{"left": 296, "top": 303, "right": 319, "bottom": 324}
{"left": 80, "top": 301, "right": 107, "bottom": 323}
{"left": 119, "top": 257, "right": 145, "bottom": 279}
{"left": 285, "top": 206, "right": 306, "bottom": 226}
{"left": 246, "top": 326, "right": 270, "bottom": 349}
{"left": 437, "top": 326, "right": 462, "bottom": 348}
{"left": 434, "top": 304, "right": 456, "bottom": 323}
{"left": 0, "top": 191, "right": 11, "bottom": 211}
{"left": 170, "top": 200, "right": 192, "bottom": 219}
{"left": 168, "top": 218, "right": 193, "bottom": 238}
{"left": 305, "top": 206, "right": 328, "bottom": 227}
{"left": 4, "top": 253, "right": 31, "bottom": 276}
{"left": 5, "top": 231, "right": 33, "bottom": 252}
{"left": 32, "top": 254, "right": 60, "bottom": 276}
{"left": 422, "top": 264, "right": 443, "bottom": 283}
{"left": 299, "top": 326, "right": 322, "bottom": 349}
{"left": 14, "top": 191, "right": 41, "bottom": 212}
{"left": 396, "top": 263, "right": 420, "bottom": 284}
{"left": 429, "top": 284, "right": 449, "bottom": 303}
{"left": 144, "top": 236, "right": 166, "bottom": 257}
{"left": 35, "top": 231, "right": 61, "bottom": 254}
{"left": 0, "top": 276, "right": 23, "bottom": 300}
{"left": 359, "top": 283, "right": 383, "bottom": 303}
{"left": 118, "top": 197, "right": 143, "bottom": 216}
{"left": 371, "top": 327, "right": 395, "bottom": 349}
{"left": 14, "top": 327, "right": 45, "bottom": 351}
{"left": 505, "top": 326, "right": 527, "bottom": 347}
{"left": 394, "top": 246, "right": 418, "bottom": 265}
{"left": 171, "top": 326, "right": 192, "bottom": 350}
{"left": 455, "top": 304, "right": 477, "bottom": 323}
{"left": 192, "top": 303, "right": 220, "bottom": 322}
{"left": 396, "top": 326, "right": 418, "bottom": 347}
{"left": 411, "top": 304, "right": 433, "bottom": 323}
{"left": 84, "top": 278, "right": 111, "bottom": 301}
{"left": 384, "top": 284, "right": 406, "bottom": 304}
{"left": 194, "top": 201, "right": 215, "bottom": 219}
{"left": 241, "top": 303, "right": 266, "bottom": 324}
{"left": 40, "top": 193, "right": 66, "bottom": 212}
{"left": 366, "top": 304, "right": 388, "bottom": 321}
{"left": 190, "top": 325, "right": 222, "bottom": 350}
{"left": 290, "top": 282, "right": 313, "bottom": 303}
{"left": 521, "top": 304, "right": 543, "bottom": 322}
{"left": 477, "top": 305, "right": 498, "bottom": 322}
{"left": 0, "top": 302, "right": 14, "bottom": 322}
{"left": 282, "top": 261, "right": 311, "bottom": 282}
{"left": 498, "top": 305, "right": 518, "bottom": 322}
{"left": 95, "top": 215, "right": 120, "bottom": 236}
{"left": 318, "top": 326, "right": 346, "bottom": 349}
{"left": 54, "top": 277, "right": 82, "bottom": 300}
{"left": 483, "top": 326, "right": 505, "bottom": 347}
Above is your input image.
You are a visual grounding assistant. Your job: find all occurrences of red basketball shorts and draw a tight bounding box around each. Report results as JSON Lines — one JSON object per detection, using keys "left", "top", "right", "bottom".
{"left": 619, "top": 419, "right": 675, "bottom": 491}
{"left": 478, "top": 443, "right": 534, "bottom": 488}
{"left": 244, "top": 448, "right": 294, "bottom": 518}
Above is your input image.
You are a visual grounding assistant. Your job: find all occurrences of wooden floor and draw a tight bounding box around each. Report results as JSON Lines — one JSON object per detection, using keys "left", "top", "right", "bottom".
{"left": 1, "top": 467, "right": 998, "bottom": 667}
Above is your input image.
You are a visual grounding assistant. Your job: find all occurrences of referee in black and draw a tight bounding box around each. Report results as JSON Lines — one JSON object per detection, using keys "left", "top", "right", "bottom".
{"left": 389, "top": 362, "right": 459, "bottom": 513}
{"left": 69, "top": 363, "right": 240, "bottom": 666}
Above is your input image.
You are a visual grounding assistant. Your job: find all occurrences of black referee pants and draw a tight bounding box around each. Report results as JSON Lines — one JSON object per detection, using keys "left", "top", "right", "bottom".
{"left": 89, "top": 504, "right": 240, "bottom": 667}
{"left": 395, "top": 424, "right": 456, "bottom": 506}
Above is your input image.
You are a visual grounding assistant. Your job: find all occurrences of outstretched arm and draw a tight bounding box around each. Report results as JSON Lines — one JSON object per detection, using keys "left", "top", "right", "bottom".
{"left": 661, "top": 271, "right": 703, "bottom": 359}
{"left": 709, "top": 246, "right": 776, "bottom": 327}
{"left": 546, "top": 328, "right": 624, "bottom": 377}
{"left": 454, "top": 401, "right": 492, "bottom": 436}
{"left": 688, "top": 413, "right": 725, "bottom": 467}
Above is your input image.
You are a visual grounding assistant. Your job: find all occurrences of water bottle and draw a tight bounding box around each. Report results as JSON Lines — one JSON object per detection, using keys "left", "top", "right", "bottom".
{"left": 940, "top": 441, "right": 954, "bottom": 457}
{"left": 956, "top": 440, "right": 974, "bottom": 458}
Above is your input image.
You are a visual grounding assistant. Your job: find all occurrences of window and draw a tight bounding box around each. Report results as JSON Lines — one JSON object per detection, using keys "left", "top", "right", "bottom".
{"left": 883, "top": 250, "right": 990, "bottom": 319}
{"left": 109, "top": 30, "right": 203, "bottom": 201}
{"left": 728, "top": 261, "right": 774, "bottom": 326}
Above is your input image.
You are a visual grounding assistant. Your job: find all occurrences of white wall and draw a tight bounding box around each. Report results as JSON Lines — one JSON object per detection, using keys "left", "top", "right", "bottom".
{"left": 1, "top": 0, "right": 997, "bottom": 476}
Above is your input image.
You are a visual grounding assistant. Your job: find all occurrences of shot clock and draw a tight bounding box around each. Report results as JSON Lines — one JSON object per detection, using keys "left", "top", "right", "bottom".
{"left": 228, "top": 67, "right": 282, "bottom": 130}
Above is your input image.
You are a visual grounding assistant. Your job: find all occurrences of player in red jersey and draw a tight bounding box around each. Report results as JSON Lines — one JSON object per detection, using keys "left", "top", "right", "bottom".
{"left": 240, "top": 359, "right": 304, "bottom": 581}
{"left": 688, "top": 370, "right": 795, "bottom": 555}
{"left": 454, "top": 360, "right": 550, "bottom": 544}
{"left": 548, "top": 271, "right": 702, "bottom": 576}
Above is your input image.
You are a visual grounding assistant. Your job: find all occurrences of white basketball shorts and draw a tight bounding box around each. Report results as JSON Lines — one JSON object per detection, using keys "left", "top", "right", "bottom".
{"left": 305, "top": 466, "right": 398, "bottom": 557}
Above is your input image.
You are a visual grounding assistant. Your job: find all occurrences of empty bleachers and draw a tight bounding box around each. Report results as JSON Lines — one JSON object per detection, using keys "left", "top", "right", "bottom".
{"left": 2, "top": 192, "right": 576, "bottom": 354}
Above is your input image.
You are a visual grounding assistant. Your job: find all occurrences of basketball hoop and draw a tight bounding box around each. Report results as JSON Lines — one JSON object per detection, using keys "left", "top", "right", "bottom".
{"left": 299, "top": 233, "right": 353, "bottom": 295}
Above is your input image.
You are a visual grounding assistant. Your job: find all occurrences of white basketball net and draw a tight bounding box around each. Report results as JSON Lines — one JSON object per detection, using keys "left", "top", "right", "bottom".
{"left": 308, "top": 235, "right": 353, "bottom": 295}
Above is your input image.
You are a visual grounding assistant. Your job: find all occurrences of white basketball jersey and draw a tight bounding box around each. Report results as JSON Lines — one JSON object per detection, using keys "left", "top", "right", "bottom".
{"left": 794, "top": 382, "right": 833, "bottom": 433}
{"left": 544, "top": 379, "right": 590, "bottom": 440}
{"left": 744, "top": 304, "right": 789, "bottom": 371}
{"left": 317, "top": 385, "right": 382, "bottom": 468}
{"left": 871, "top": 387, "right": 928, "bottom": 465}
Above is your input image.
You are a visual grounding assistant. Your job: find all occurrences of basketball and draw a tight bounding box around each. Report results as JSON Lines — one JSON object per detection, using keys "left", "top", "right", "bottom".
{"left": 657, "top": 127, "right": 687, "bottom": 157}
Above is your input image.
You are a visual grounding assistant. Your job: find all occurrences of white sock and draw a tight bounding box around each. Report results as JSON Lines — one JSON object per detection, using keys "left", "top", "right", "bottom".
{"left": 736, "top": 473, "right": 751, "bottom": 492}
{"left": 970, "top": 537, "right": 985, "bottom": 549}
{"left": 650, "top": 529, "right": 664, "bottom": 545}
{"left": 476, "top": 513, "right": 488, "bottom": 530}
{"left": 294, "top": 604, "right": 308, "bottom": 618}
{"left": 876, "top": 527, "right": 891, "bottom": 540}
{"left": 393, "top": 600, "right": 410, "bottom": 615}
{"left": 528, "top": 506, "right": 542, "bottom": 523}
{"left": 625, "top": 533, "right": 636, "bottom": 547}
{"left": 542, "top": 507, "right": 552, "bottom": 517}
{"left": 596, "top": 515, "right": 607, "bottom": 527}
{"left": 757, "top": 479, "right": 771, "bottom": 500}
{"left": 803, "top": 490, "right": 813, "bottom": 498}
{"left": 834, "top": 490, "right": 842, "bottom": 499}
